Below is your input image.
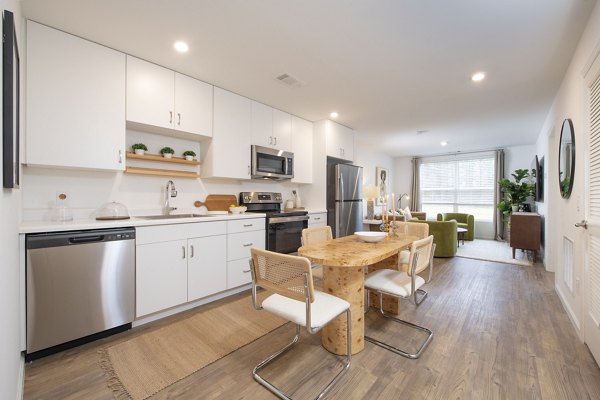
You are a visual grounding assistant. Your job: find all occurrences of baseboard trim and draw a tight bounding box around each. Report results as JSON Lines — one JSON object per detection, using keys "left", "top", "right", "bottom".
{"left": 555, "top": 283, "right": 583, "bottom": 341}
{"left": 17, "top": 353, "right": 24, "bottom": 400}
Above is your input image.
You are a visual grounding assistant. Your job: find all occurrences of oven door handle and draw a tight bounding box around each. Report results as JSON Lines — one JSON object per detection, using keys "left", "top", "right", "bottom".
{"left": 268, "top": 215, "right": 310, "bottom": 224}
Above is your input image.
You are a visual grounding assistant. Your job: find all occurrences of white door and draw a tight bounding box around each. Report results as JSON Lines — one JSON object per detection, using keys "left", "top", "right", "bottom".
{"left": 187, "top": 235, "right": 227, "bottom": 301}
{"left": 584, "top": 63, "right": 600, "bottom": 364}
{"left": 272, "top": 109, "right": 292, "bottom": 151}
{"left": 291, "top": 116, "right": 313, "bottom": 184}
{"left": 251, "top": 100, "right": 273, "bottom": 148}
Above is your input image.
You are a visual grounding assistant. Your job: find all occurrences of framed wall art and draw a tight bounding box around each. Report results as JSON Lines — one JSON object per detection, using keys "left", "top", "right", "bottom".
{"left": 375, "top": 166, "right": 389, "bottom": 205}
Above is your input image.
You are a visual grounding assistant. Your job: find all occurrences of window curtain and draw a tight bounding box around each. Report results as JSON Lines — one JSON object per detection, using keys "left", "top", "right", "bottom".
{"left": 494, "top": 149, "right": 505, "bottom": 241}
{"left": 410, "top": 157, "right": 420, "bottom": 211}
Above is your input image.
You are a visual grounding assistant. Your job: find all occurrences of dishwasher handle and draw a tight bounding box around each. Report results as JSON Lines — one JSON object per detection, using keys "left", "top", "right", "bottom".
{"left": 69, "top": 235, "right": 105, "bottom": 244}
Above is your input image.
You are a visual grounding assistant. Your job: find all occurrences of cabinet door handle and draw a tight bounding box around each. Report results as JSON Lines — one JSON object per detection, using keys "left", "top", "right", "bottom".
{"left": 243, "top": 224, "right": 253, "bottom": 227}
{"left": 243, "top": 243, "right": 253, "bottom": 247}
{"left": 248, "top": 165, "right": 251, "bottom": 175}
{"left": 190, "top": 244, "right": 194, "bottom": 258}
{"left": 170, "top": 111, "right": 173, "bottom": 124}
{"left": 242, "top": 269, "right": 251, "bottom": 273}
{"left": 274, "top": 136, "right": 277, "bottom": 146}
{"left": 269, "top": 136, "right": 273, "bottom": 145}
{"left": 119, "top": 150, "right": 123, "bottom": 164}
{"left": 182, "top": 246, "right": 186, "bottom": 259}
{"left": 177, "top": 113, "right": 181, "bottom": 126}
{"left": 314, "top": 217, "right": 320, "bottom": 221}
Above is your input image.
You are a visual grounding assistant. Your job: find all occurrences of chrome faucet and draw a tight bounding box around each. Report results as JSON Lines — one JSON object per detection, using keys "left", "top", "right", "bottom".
{"left": 164, "top": 180, "right": 178, "bottom": 215}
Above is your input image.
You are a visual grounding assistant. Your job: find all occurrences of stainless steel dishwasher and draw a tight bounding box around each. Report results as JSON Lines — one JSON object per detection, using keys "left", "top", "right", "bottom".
{"left": 26, "top": 227, "right": 135, "bottom": 358}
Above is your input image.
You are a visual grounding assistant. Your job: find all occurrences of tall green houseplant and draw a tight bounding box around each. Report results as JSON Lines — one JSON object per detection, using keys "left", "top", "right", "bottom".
{"left": 497, "top": 168, "right": 536, "bottom": 219}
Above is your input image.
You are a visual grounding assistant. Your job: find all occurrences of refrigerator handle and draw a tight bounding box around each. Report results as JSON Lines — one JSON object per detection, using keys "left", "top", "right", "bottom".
{"left": 337, "top": 172, "right": 344, "bottom": 237}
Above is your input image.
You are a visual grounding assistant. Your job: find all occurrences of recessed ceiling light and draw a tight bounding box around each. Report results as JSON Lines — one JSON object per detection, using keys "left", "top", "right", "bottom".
{"left": 174, "top": 41, "right": 189, "bottom": 53}
{"left": 471, "top": 72, "right": 485, "bottom": 82}
{"left": 330, "top": 111, "right": 339, "bottom": 118}
{"left": 440, "top": 141, "right": 448, "bottom": 146}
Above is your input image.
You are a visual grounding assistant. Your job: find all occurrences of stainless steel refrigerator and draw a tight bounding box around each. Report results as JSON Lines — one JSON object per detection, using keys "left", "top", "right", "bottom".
{"left": 327, "top": 161, "right": 363, "bottom": 238}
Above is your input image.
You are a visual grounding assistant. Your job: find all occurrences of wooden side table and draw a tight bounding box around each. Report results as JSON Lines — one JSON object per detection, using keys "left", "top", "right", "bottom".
{"left": 509, "top": 212, "right": 541, "bottom": 261}
{"left": 457, "top": 227, "right": 467, "bottom": 246}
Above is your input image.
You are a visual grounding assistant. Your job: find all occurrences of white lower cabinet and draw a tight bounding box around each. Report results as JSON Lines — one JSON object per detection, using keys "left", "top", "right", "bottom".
{"left": 135, "top": 221, "right": 227, "bottom": 317}
{"left": 227, "top": 218, "right": 265, "bottom": 288}
{"left": 136, "top": 239, "right": 189, "bottom": 317}
{"left": 188, "top": 235, "right": 227, "bottom": 301}
{"left": 308, "top": 212, "right": 328, "bottom": 227}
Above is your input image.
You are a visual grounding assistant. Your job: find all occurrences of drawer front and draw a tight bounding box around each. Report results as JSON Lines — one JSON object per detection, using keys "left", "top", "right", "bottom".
{"left": 227, "top": 217, "right": 265, "bottom": 234}
{"left": 227, "top": 258, "right": 253, "bottom": 288}
{"left": 227, "top": 230, "right": 265, "bottom": 261}
{"left": 308, "top": 212, "right": 327, "bottom": 227}
{"left": 136, "top": 221, "right": 226, "bottom": 244}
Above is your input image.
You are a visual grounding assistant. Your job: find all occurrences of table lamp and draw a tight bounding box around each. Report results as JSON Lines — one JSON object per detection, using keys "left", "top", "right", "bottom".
{"left": 398, "top": 193, "right": 410, "bottom": 211}
{"left": 364, "top": 185, "right": 379, "bottom": 220}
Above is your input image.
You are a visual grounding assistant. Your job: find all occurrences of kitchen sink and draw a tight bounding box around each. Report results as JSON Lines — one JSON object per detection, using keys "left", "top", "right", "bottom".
{"left": 136, "top": 214, "right": 217, "bottom": 220}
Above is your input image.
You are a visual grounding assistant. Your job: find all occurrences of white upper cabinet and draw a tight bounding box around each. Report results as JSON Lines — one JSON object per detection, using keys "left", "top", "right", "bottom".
{"left": 291, "top": 116, "right": 313, "bottom": 184}
{"left": 272, "top": 109, "right": 292, "bottom": 151}
{"left": 26, "top": 21, "right": 126, "bottom": 171}
{"left": 126, "top": 56, "right": 213, "bottom": 137}
{"left": 251, "top": 101, "right": 273, "bottom": 148}
{"left": 174, "top": 73, "right": 213, "bottom": 137}
{"left": 325, "top": 120, "right": 355, "bottom": 162}
{"left": 204, "top": 87, "right": 252, "bottom": 179}
{"left": 251, "top": 101, "right": 292, "bottom": 152}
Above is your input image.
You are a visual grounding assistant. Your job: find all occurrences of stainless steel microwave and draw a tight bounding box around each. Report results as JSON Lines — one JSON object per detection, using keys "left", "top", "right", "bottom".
{"left": 251, "top": 145, "right": 294, "bottom": 180}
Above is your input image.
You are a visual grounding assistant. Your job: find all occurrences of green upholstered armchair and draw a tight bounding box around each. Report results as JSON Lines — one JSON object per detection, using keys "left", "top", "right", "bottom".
{"left": 437, "top": 213, "right": 474, "bottom": 241}
{"left": 411, "top": 219, "right": 457, "bottom": 257}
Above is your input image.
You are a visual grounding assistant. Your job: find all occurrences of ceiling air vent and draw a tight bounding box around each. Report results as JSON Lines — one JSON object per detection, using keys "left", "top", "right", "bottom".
{"left": 275, "top": 73, "right": 305, "bottom": 88}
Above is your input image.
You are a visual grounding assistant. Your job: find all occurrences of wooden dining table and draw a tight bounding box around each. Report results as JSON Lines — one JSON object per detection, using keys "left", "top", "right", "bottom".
{"left": 298, "top": 233, "right": 417, "bottom": 355}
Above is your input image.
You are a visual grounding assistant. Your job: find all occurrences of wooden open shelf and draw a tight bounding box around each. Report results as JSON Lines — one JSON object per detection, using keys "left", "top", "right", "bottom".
{"left": 125, "top": 167, "right": 200, "bottom": 179}
{"left": 126, "top": 152, "right": 201, "bottom": 165}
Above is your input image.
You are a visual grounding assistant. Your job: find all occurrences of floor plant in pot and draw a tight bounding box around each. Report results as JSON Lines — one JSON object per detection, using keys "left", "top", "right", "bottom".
{"left": 497, "top": 168, "right": 536, "bottom": 229}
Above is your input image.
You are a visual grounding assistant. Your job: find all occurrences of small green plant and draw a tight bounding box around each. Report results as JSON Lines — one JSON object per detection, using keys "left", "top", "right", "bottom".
{"left": 182, "top": 150, "right": 196, "bottom": 157}
{"left": 160, "top": 146, "right": 175, "bottom": 155}
{"left": 131, "top": 143, "right": 148, "bottom": 151}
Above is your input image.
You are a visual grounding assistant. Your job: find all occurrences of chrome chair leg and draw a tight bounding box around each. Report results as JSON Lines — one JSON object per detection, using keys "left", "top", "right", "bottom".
{"left": 414, "top": 288, "right": 428, "bottom": 305}
{"left": 364, "top": 290, "right": 433, "bottom": 359}
{"left": 253, "top": 324, "right": 301, "bottom": 400}
{"left": 253, "top": 310, "right": 352, "bottom": 400}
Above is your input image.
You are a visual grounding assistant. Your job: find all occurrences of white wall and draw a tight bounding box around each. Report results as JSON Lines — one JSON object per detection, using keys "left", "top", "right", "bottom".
{"left": 535, "top": 1, "right": 600, "bottom": 339}
{"left": 355, "top": 145, "right": 395, "bottom": 216}
{"left": 504, "top": 144, "right": 537, "bottom": 178}
{"left": 1, "top": 2, "right": 23, "bottom": 399}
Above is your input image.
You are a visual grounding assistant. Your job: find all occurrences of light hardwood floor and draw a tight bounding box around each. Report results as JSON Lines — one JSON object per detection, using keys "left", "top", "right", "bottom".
{"left": 24, "top": 257, "right": 600, "bottom": 399}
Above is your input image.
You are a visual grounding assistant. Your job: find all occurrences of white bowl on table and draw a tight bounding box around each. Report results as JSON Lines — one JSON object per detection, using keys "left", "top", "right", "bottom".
{"left": 229, "top": 206, "right": 247, "bottom": 214}
{"left": 354, "top": 231, "right": 387, "bottom": 243}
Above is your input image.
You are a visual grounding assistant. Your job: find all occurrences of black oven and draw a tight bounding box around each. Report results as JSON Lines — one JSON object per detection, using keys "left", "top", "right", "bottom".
{"left": 240, "top": 191, "right": 308, "bottom": 254}
{"left": 268, "top": 215, "right": 309, "bottom": 254}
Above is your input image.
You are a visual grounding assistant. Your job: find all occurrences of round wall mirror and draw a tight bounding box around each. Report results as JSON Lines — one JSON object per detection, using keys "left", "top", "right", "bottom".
{"left": 558, "top": 118, "right": 575, "bottom": 198}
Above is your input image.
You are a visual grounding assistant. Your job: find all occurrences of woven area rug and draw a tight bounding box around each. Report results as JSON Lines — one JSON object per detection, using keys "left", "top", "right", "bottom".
{"left": 456, "top": 239, "right": 535, "bottom": 266}
{"left": 99, "top": 294, "right": 286, "bottom": 399}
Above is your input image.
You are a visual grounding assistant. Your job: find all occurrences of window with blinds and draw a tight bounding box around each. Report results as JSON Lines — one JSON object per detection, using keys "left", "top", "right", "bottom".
{"left": 419, "top": 155, "right": 495, "bottom": 220}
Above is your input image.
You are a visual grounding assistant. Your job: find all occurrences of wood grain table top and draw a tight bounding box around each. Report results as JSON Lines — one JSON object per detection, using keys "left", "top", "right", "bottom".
{"left": 298, "top": 234, "right": 417, "bottom": 267}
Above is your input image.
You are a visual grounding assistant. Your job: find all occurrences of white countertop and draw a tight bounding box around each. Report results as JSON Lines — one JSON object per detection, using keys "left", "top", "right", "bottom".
{"left": 20, "top": 212, "right": 266, "bottom": 234}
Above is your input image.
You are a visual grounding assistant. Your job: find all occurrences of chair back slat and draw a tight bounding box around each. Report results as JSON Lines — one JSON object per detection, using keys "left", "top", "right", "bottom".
{"left": 406, "top": 235, "right": 434, "bottom": 276}
{"left": 250, "top": 248, "right": 315, "bottom": 303}
{"left": 301, "top": 226, "right": 333, "bottom": 246}
{"left": 390, "top": 221, "right": 429, "bottom": 239}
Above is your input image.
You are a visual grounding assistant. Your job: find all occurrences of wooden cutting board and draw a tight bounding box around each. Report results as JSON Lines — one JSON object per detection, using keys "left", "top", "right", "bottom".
{"left": 194, "top": 194, "right": 238, "bottom": 211}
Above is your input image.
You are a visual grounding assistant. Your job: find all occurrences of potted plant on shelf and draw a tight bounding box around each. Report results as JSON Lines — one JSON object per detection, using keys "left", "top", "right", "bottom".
{"left": 131, "top": 143, "right": 148, "bottom": 156}
{"left": 160, "top": 146, "right": 175, "bottom": 158}
{"left": 497, "top": 168, "right": 536, "bottom": 215}
{"left": 182, "top": 150, "right": 196, "bottom": 161}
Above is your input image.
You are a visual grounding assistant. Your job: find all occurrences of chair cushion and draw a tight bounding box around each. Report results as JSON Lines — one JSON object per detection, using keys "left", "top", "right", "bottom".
{"left": 262, "top": 291, "right": 350, "bottom": 330}
{"left": 365, "top": 269, "right": 425, "bottom": 298}
{"left": 457, "top": 222, "right": 468, "bottom": 229}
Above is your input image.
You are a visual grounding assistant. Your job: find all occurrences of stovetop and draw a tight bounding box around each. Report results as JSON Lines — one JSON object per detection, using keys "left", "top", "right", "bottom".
{"left": 239, "top": 191, "right": 307, "bottom": 217}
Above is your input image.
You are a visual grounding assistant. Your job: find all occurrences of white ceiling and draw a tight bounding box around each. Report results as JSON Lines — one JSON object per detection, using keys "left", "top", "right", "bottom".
{"left": 21, "top": 0, "right": 597, "bottom": 157}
